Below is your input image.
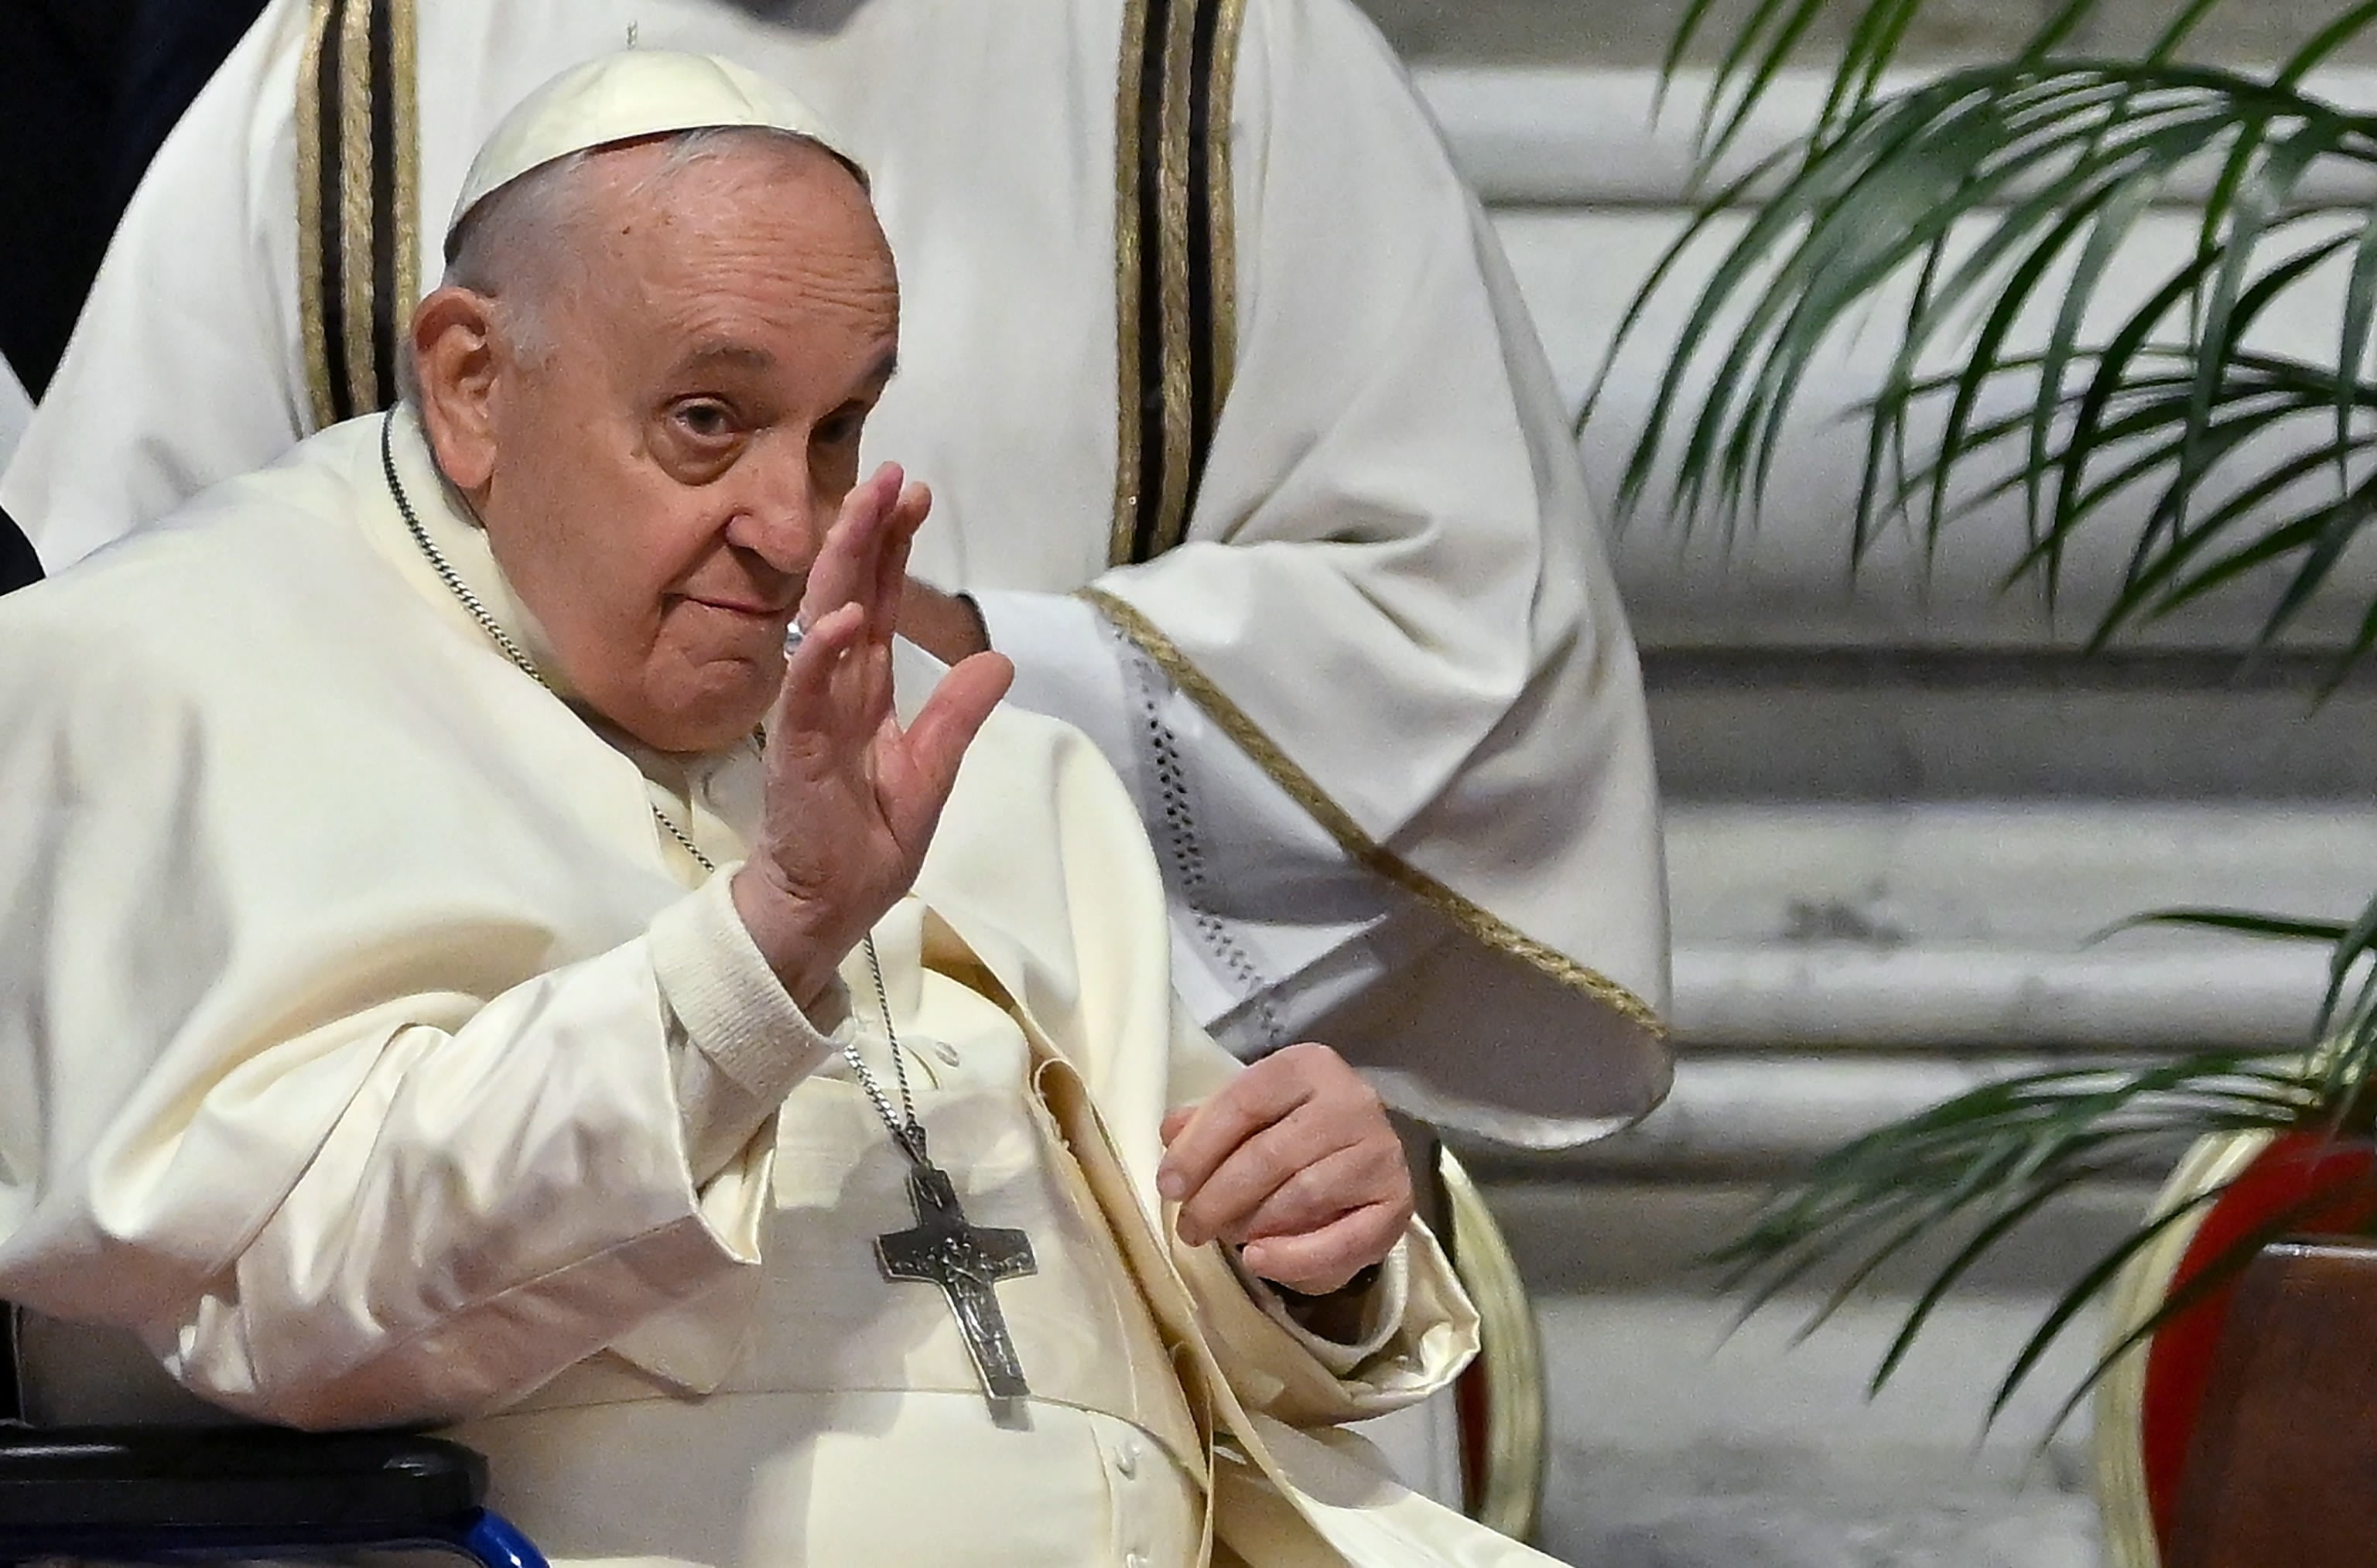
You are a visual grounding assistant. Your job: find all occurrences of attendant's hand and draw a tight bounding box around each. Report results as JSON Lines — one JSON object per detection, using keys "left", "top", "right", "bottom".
{"left": 898, "top": 577, "right": 992, "bottom": 665}
{"left": 1157, "top": 1042, "right": 1414, "bottom": 1296}
{"left": 732, "top": 464, "right": 1013, "bottom": 1013}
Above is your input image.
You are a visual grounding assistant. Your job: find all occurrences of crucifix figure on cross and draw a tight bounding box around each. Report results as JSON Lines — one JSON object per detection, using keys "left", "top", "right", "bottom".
{"left": 875, "top": 1162, "right": 1039, "bottom": 1406}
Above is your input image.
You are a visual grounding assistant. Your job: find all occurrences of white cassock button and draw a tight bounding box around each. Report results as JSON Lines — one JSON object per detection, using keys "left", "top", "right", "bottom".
{"left": 1126, "top": 1555, "right": 1148, "bottom": 1568}
{"left": 935, "top": 1040, "right": 962, "bottom": 1067}
{"left": 1116, "top": 1440, "right": 1140, "bottom": 1478}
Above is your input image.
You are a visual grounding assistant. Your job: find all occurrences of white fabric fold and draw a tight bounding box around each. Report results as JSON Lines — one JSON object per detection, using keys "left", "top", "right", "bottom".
{"left": 969, "top": 586, "right": 1138, "bottom": 781}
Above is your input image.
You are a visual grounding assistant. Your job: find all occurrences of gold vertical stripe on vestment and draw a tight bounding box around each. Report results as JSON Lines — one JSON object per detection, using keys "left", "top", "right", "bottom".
{"left": 296, "top": 0, "right": 337, "bottom": 431}
{"left": 1080, "top": 588, "right": 1667, "bottom": 1033}
{"left": 1107, "top": 0, "right": 1153, "bottom": 570}
{"left": 1147, "top": 0, "right": 1199, "bottom": 562}
{"left": 391, "top": 0, "right": 420, "bottom": 357}
{"left": 335, "top": 0, "right": 380, "bottom": 418}
{"left": 1110, "top": 0, "right": 1243, "bottom": 569}
{"left": 297, "top": 0, "right": 420, "bottom": 423}
{"left": 1204, "top": 0, "right": 1244, "bottom": 425}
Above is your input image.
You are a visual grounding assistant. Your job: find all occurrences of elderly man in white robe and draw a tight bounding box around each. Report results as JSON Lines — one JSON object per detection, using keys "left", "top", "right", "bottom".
{"left": 0, "top": 50, "right": 1591, "bottom": 1568}
{"left": 2, "top": 0, "right": 1671, "bottom": 1156}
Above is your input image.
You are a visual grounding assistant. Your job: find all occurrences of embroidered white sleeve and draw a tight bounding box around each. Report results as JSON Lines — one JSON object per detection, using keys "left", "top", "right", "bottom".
{"left": 973, "top": 587, "right": 1433, "bottom": 1059}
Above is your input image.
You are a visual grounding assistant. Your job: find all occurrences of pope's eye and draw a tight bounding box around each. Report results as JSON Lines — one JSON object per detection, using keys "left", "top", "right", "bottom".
{"left": 673, "top": 401, "right": 736, "bottom": 440}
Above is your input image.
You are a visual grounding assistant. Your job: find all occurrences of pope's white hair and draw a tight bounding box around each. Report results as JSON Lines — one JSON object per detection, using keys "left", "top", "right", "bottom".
{"left": 398, "top": 125, "right": 842, "bottom": 408}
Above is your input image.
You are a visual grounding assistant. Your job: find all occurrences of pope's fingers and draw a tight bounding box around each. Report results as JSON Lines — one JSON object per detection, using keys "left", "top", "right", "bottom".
{"left": 799, "top": 465, "right": 901, "bottom": 629}
{"left": 773, "top": 602, "right": 867, "bottom": 723}
{"left": 881, "top": 650, "right": 1012, "bottom": 842}
{"left": 1231, "top": 1136, "right": 1406, "bottom": 1248}
{"left": 1155, "top": 1045, "right": 1329, "bottom": 1208}
{"left": 846, "top": 638, "right": 898, "bottom": 745}
{"left": 1240, "top": 1202, "right": 1408, "bottom": 1296}
{"left": 872, "top": 480, "right": 929, "bottom": 625}
{"left": 1171, "top": 1105, "right": 1345, "bottom": 1249}
{"left": 834, "top": 473, "right": 925, "bottom": 643}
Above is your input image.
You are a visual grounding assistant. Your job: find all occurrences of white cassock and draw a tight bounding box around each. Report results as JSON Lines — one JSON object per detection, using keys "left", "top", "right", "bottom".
{"left": 2, "top": 0, "right": 1671, "bottom": 1149}
{"left": 0, "top": 408, "right": 1581, "bottom": 1567}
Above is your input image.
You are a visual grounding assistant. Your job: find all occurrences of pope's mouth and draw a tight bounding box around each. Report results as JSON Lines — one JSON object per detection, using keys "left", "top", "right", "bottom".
{"left": 681, "top": 595, "right": 793, "bottom": 622}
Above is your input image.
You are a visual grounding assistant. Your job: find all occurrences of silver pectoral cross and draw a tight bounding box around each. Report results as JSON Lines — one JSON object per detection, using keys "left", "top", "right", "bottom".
{"left": 875, "top": 1162, "right": 1038, "bottom": 1406}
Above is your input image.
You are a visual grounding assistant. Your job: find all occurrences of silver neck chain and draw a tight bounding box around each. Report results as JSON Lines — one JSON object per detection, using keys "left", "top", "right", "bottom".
{"left": 379, "top": 412, "right": 928, "bottom": 1164}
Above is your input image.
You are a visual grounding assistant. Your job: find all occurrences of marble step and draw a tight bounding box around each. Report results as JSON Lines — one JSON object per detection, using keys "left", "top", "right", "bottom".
{"left": 1418, "top": 67, "right": 2377, "bottom": 209}
{"left": 1532, "top": 1291, "right": 2108, "bottom": 1567}
{"left": 1644, "top": 647, "right": 2377, "bottom": 802}
{"left": 1539, "top": 1461, "right": 2099, "bottom": 1568}
{"left": 1369, "top": 0, "right": 2365, "bottom": 73}
{"left": 1477, "top": 1177, "right": 2161, "bottom": 1291}
{"left": 1659, "top": 801, "right": 2372, "bottom": 1051}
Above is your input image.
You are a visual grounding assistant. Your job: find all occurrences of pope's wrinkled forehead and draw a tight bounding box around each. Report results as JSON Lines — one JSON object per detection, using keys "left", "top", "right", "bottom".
{"left": 446, "top": 48, "right": 864, "bottom": 261}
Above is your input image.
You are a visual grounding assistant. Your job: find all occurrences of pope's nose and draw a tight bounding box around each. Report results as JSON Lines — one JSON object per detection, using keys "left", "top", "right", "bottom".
{"left": 725, "top": 466, "right": 828, "bottom": 576}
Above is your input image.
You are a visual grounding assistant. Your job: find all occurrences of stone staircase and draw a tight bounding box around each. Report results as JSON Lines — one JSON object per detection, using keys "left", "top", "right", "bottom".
{"left": 1394, "top": 9, "right": 2377, "bottom": 1560}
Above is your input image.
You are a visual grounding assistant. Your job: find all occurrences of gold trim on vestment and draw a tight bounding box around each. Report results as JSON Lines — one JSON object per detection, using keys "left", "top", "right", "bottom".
{"left": 1109, "top": 0, "right": 1243, "bottom": 569}
{"left": 392, "top": 0, "right": 420, "bottom": 366}
{"left": 336, "top": 0, "right": 378, "bottom": 419}
{"left": 1205, "top": 0, "right": 1244, "bottom": 424}
{"left": 1081, "top": 589, "right": 1668, "bottom": 1034}
{"left": 296, "top": 0, "right": 336, "bottom": 431}
{"left": 1107, "top": 0, "right": 1152, "bottom": 570}
{"left": 296, "top": 0, "right": 419, "bottom": 426}
{"left": 1150, "top": 0, "right": 1199, "bottom": 562}
{"left": 1440, "top": 1152, "right": 1546, "bottom": 1542}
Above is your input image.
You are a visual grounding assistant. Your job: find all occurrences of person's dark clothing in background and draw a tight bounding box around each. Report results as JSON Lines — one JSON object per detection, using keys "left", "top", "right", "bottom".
{"left": 0, "top": 0, "right": 268, "bottom": 594}
{"left": 0, "top": 2, "right": 132, "bottom": 408}
{"left": 0, "top": 518, "right": 36, "bottom": 598}
{"left": 111, "top": 1, "right": 276, "bottom": 218}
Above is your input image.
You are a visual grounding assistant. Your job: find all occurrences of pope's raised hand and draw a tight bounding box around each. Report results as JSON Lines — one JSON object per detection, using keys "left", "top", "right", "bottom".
{"left": 730, "top": 463, "right": 1012, "bottom": 1013}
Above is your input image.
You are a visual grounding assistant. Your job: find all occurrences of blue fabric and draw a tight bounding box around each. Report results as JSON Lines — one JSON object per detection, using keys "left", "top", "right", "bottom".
{"left": 0, "top": 1503, "right": 549, "bottom": 1568}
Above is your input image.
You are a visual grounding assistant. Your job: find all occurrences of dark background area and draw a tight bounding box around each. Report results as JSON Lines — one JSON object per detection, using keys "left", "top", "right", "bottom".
{"left": 0, "top": 0, "right": 266, "bottom": 594}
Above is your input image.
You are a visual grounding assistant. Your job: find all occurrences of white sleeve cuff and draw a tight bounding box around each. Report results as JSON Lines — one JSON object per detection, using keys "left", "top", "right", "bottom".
{"left": 648, "top": 869, "right": 847, "bottom": 1104}
{"left": 969, "top": 588, "right": 1142, "bottom": 796}
{"left": 1234, "top": 1238, "right": 1412, "bottom": 1378}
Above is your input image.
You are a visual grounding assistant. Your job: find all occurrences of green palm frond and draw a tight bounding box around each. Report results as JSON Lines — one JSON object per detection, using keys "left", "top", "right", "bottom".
{"left": 1669, "top": 0, "right": 2120, "bottom": 168}
{"left": 2129, "top": 893, "right": 2377, "bottom": 1126}
{"left": 1710, "top": 1054, "right": 2329, "bottom": 1428}
{"left": 1871, "top": 340, "right": 2377, "bottom": 647}
{"left": 1718, "top": 905, "right": 2377, "bottom": 1426}
{"left": 1586, "top": 46, "right": 2377, "bottom": 652}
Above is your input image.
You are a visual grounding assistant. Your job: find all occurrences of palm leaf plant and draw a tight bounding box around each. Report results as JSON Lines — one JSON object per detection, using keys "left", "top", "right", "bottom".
{"left": 1585, "top": 0, "right": 2377, "bottom": 1435}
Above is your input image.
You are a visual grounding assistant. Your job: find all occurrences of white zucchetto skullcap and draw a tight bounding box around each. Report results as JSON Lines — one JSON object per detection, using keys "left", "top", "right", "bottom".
{"left": 446, "top": 50, "right": 861, "bottom": 258}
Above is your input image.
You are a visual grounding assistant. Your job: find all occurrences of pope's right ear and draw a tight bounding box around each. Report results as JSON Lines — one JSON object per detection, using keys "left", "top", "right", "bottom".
{"left": 409, "top": 286, "right": 502, "bottom": 491}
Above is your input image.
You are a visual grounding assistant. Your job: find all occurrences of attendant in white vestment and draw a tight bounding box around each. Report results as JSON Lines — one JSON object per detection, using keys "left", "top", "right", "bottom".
{"left": 2, "top": 0, "right": 1672, "bottom": 1149}
{"left": 0, "top": 52, "right": 1593, "bottom": 1568}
